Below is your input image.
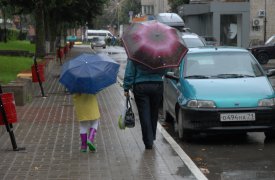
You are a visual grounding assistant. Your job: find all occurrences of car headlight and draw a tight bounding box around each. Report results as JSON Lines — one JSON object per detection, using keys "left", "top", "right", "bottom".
{"left": 258, "top": 98, "right": 275, "bottom": 107}
{"left": 187, "top": 100, "right": 216, "bottom": 108}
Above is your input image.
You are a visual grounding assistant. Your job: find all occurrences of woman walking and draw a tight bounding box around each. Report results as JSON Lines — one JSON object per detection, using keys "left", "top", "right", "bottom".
{"left": 123, "top": 59, "right": 165, "bottom": 150}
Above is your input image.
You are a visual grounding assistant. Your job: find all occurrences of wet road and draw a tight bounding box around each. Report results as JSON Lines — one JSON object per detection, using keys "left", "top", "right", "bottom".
{"left": 97, "top": 45, "right": 275, "bottom": 180}
{"left": 165, "top": 127, "right": 275, "bottom": 180}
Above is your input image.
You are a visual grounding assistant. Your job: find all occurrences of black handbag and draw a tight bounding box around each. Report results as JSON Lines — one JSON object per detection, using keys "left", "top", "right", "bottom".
{"left": 124, "top": 96, "right": 135, "bottom": 128}
{"left": 118, "top": 96, "right": 135, "bottom": 129}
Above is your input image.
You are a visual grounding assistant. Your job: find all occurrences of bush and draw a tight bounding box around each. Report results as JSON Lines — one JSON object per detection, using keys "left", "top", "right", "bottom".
{"left": 0, "top": 29, "right": 27, "bottom": 42}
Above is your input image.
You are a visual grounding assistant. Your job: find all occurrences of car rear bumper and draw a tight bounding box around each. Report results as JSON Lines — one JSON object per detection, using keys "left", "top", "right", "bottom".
{"left": 180, "top": 107, "right": 275, "bottom": 132}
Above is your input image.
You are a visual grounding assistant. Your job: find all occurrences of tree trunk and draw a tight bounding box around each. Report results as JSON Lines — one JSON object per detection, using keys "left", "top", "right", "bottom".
{"left": 34, "top": 0, "right": 46, "bottom": 57}
{"left": 3, "top": 8, "right": 7, "bottom": 43}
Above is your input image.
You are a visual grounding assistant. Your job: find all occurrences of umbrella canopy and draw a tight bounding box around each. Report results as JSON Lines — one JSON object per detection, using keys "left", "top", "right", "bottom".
{"left": 59, "top": 53, "right": 120, "bottom": 94}
{"left": 122, "top": 20, "right": 188, "bottom": 70}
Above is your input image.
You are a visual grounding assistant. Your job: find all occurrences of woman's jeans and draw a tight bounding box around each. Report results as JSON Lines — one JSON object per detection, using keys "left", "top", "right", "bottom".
{"left": 133, "top": 82, "right": 163, "bottom": 147}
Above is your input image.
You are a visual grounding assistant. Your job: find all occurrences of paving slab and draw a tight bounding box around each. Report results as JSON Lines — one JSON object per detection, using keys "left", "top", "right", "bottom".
{"left": 0, "top": 46, "right": 203, "bottom": 180}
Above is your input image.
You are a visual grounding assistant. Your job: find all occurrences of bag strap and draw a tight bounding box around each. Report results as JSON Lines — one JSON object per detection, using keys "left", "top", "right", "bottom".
{"left": 126, "top": 96, "right": 132, "bottom": 109}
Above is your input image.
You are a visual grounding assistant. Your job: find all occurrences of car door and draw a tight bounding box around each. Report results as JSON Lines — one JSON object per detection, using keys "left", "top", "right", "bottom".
{"left": 163, "top": 67, "right": 181, "bottom": 119}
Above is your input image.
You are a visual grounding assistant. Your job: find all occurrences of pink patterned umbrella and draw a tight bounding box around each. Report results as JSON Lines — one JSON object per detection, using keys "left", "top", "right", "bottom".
{"left": 122, "top": 20, "right": 188, "bottom": 70}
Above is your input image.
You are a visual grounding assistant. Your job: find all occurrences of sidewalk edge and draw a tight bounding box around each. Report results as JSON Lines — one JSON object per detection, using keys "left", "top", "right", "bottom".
{"left": 157, "top": 124, "right": 208, "bottom": 180}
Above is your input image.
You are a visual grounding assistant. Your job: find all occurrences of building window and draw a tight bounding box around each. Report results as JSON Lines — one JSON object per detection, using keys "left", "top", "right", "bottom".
{"left": 143, "top": 5, "right": 154, "bottom": 15}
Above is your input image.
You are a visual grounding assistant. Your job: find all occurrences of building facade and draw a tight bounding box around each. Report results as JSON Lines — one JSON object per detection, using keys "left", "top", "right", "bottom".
{"left": 141, "top": 0, "right": 275, "bottom": 48}
{"left": 141, "top": 0, "right": 169, "bottom": 15}
{"left": 180, "top": 0, "right": 250, "bottom": 47}
{"left": 250, "top": 0, "right": 275, "bottom": 45}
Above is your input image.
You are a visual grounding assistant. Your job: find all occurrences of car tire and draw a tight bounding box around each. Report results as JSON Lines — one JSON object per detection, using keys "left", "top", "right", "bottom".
{"left": 264, "top": 131, "right": 275, "bottom": 139}
{"left": 177, "top": 110, "right": 192, "bottom": 140}
{"left": 257, "top": 53, "right": 269, "bottom": 64}
{"left": 103, "top": 46, "right": 106, "bottom": 49}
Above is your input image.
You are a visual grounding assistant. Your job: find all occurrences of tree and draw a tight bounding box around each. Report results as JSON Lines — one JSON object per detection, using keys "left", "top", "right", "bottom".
{"left": 5, "top": 0, "right": 109, "bottom": 57}
{"left": 168, "top": 0, "right": 189, "bottom": 13}
{"left": 94, "top": 0, "right": 141, "bottom": 30}
{"left": 120, "top": 0, "right": 141, "bottom": 24}
{"left": 0, "top": 0, "right": 14, "bottom": 42}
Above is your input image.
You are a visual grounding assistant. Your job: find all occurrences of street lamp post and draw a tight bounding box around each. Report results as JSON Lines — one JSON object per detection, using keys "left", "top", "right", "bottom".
{"left": 117, "top": 2, "right": 120, "bottom": 34}
{"left": 264, "top": 0, "right": 267, "bottom": 42}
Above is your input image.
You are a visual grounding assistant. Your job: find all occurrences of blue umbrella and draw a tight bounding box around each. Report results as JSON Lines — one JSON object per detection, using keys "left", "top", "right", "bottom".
{"left": 59, "top": 53, "right": 120, "bottom": 94}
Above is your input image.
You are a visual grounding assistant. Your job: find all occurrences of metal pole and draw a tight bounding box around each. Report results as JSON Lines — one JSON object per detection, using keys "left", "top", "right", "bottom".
{"left": 58, "top": 46, "right": 62, "bottom": 65}
{"left": 117, "top": 3, "right": 120, "bottom": 33}
{"left": 264, "top": 0, "right": 267, "bottom": 42}
{"left": 33, "top": 56, "right": 46, "bottom": 97}
{"left": 0, "top": 85, "right": 25, "bottom": 151}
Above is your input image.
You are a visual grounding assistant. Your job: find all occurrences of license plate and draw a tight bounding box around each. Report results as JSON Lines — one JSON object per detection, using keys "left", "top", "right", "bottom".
{"left": 220, "top": 113, "right": 255, "bottom": 122}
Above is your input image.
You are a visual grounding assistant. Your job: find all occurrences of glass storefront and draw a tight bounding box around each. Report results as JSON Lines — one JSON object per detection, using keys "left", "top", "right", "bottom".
{"left": 220, "top": 15, "right": 238, "bottom": 46}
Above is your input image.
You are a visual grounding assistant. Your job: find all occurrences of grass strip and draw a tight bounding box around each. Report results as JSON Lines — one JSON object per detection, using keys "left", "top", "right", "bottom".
{"left": 0, "top": 56, "right": 33, "bottom": 84}
{"left": 0, "top": 40, "right": 35, "bottom": 53}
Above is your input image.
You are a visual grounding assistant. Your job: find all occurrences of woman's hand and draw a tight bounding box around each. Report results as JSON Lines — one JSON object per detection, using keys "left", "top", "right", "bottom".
{"left": 124, "top": 91, "right": 129, "bottom": 97}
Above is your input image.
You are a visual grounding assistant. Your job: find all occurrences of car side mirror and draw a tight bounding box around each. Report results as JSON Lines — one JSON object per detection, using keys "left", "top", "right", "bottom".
{"left": 266, "top": 69, "right": 275, "bottom": 77}
{"left": 165, "top": 72, "right": 180, "bottom": 81}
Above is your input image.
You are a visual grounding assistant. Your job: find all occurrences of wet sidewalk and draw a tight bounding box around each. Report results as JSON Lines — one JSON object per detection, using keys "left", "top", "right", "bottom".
{"left": 0, "top": 46, "right": 206, "bottom": 180}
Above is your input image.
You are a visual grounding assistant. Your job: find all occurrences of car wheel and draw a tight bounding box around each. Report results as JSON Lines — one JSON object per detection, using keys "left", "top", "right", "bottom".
{"left": 264, "top": 131, "right": 275, "bottom": 139}
{"left": 257, "top": 53, "right": 269, "bottom": 64}
{"left": 103, "top": 46, "right": 106, "bottom": 49}
{"left": 91, "top": 46, "right": 94, "bottom": 49}
{"left": 177, "top": 110, "right": 192, "bottom": 140}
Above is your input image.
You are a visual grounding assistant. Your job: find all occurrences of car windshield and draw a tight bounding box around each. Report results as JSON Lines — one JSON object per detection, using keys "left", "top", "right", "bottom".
{"left": 184, "top": 52, "right": 264, "bottom": 79}
{"left": 265, "top": 35, "right": 275, "bottom": 45}
{"left": 182, "top": 38, "right": 205, "bottom": 48}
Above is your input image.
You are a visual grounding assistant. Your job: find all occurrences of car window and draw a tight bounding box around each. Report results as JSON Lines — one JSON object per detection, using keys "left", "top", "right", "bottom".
{"left": 182, "top": 37, "right": 205, "bottom": 48}
{"left": 184, "top": 52, "right": 264, "bottom": 78}
{"left": 173, "top": 67, "right": 180, "bottom": 76}
{"left": 92, "top": 37, "right": 99, "bottom": 41}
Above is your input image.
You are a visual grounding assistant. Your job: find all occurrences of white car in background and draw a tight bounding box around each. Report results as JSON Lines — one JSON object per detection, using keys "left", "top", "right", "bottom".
{"left": 91, "top": 36, "right": 106, "bottom": 49}
{"left": 181, "top": 32, "right": 206, "bottom": 48}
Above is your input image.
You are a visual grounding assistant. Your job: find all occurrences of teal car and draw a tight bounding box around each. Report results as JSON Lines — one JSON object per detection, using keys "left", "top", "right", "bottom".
{"left": 163, "top": 47, "right": 275, "bottom": 140}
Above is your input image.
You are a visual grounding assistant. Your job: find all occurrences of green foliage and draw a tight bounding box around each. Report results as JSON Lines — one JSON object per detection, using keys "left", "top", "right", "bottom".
{"left": 168, "top": 0, "right": 189, "bottom": 13}
{"left": 120, "top": 0, "right": 141, "bottom": 24}
{"left": 7, "top": 29, "right": 19, "bottom": 41}
{"left": 95, "top": 0, "right": 141, "bottom": 29}
{"left": 0, "top": 29, "right": 27, "bottom": 41}
{"left": 0, "top": 56, "right": 33, "bottom": 84}
{"left": 0, "top": 40, "right": 35, "bottom": 52}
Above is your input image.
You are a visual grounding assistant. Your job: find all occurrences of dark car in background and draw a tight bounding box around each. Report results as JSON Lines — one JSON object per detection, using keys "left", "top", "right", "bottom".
{"left": 202, "top": 36, "right": 219, "bottom": 46}
{"left": 248, "top": 35, "right": 275, "bottom": 64}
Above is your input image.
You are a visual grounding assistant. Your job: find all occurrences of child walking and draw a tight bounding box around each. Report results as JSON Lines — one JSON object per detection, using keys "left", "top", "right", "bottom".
{"left": 73, "top": 93, "right": 100, "bottom": 152}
